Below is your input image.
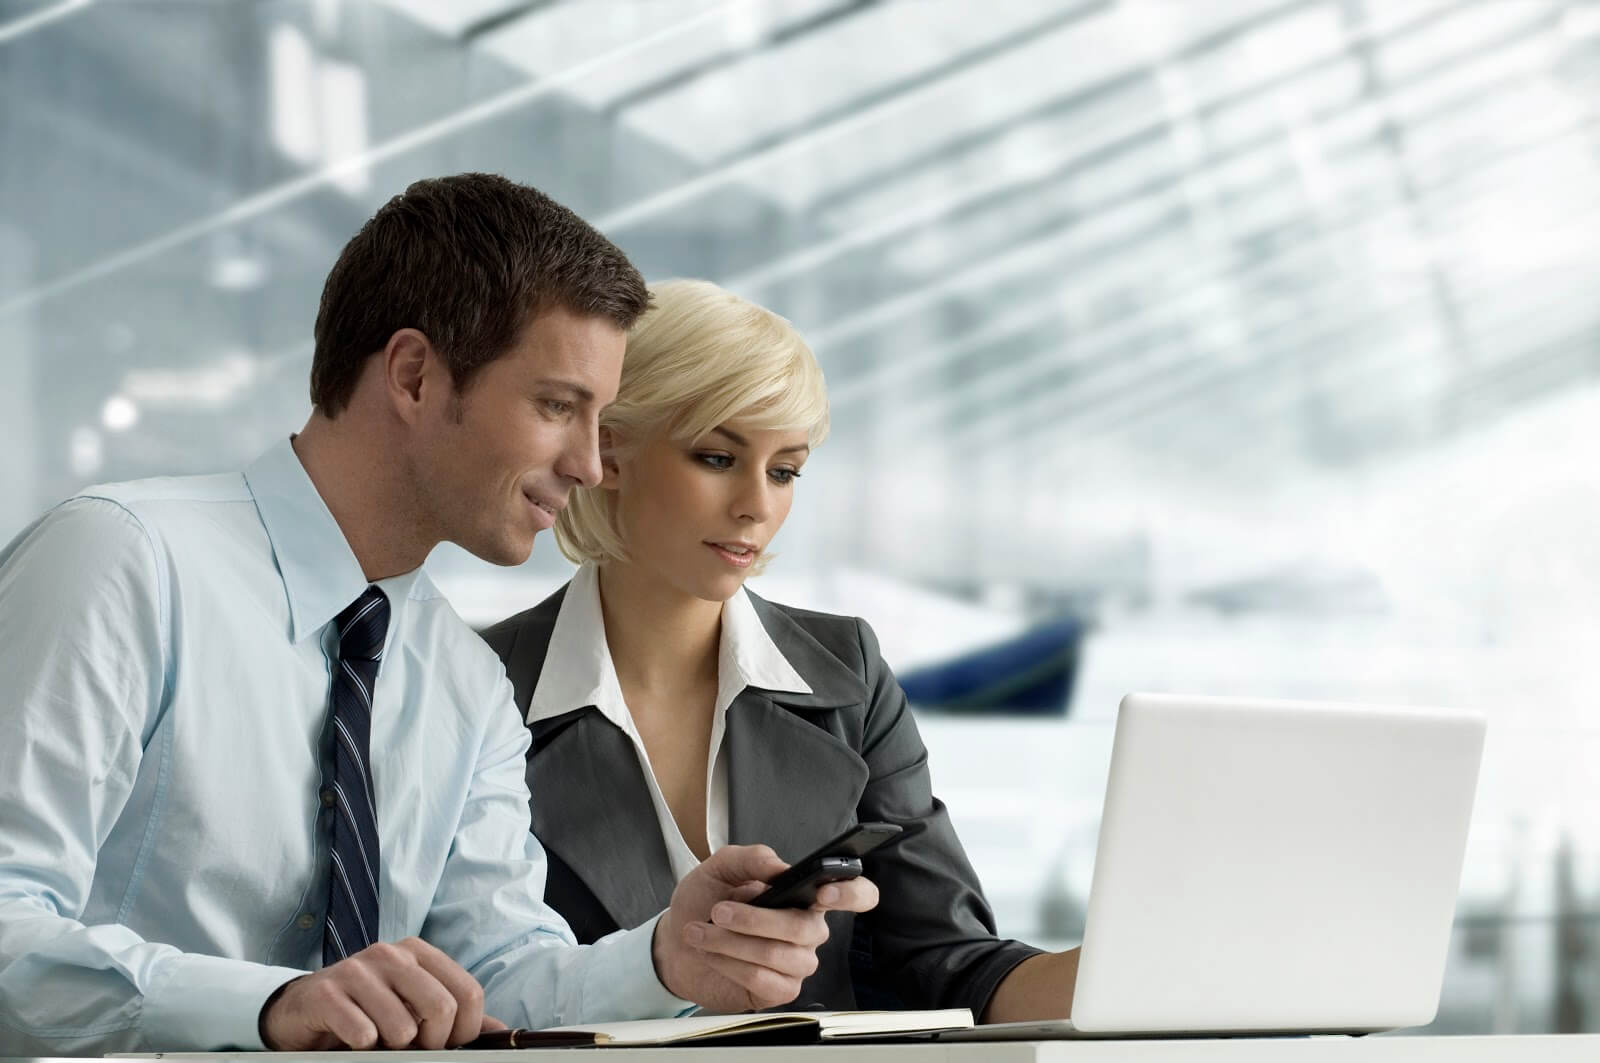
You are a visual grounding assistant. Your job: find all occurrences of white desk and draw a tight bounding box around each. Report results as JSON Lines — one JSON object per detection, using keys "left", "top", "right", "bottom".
{"left": 11, "top": 1036, "right": 1598, "bottom": 1061}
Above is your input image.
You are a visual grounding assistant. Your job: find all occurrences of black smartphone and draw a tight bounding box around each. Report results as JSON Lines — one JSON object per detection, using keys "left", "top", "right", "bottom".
{"left": 749, "top": 822, "right": 904, "bottom": 909}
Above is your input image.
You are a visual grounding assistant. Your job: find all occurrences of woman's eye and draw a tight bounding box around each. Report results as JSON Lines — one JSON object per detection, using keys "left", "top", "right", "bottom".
{"left": 696, "top": 453, "right": 734, "bottom": 470}
{"left": 769, "top": 467, "right": 801, "bottom": 485}
{"left": 541, "top": 399, "right": 574, "bottom": 417}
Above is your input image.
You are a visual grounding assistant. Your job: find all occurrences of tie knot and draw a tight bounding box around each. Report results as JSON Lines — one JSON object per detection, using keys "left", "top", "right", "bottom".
{"left": 335, "top": 585, "right": 390, "bottom": 662}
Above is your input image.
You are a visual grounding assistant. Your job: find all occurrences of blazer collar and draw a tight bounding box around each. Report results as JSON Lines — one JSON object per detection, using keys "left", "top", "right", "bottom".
{"left": 743, "top": 591, "right": 870, "bottom": 711}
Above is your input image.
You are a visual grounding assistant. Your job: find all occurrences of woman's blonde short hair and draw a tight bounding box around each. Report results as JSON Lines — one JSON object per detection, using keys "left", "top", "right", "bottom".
{"left": 554, "top": 279, "right": 829, "bottom": 570}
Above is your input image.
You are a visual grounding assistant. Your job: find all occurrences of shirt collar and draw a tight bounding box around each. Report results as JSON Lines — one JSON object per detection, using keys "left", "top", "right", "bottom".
{"left": 243, "top": 437, "right": 419, "bottom": 643}
{"left": 527, "top": 564, "right": 812, "bottom": 726}
{"left": 718, "top": 580, "right": 811, "bottom": 702}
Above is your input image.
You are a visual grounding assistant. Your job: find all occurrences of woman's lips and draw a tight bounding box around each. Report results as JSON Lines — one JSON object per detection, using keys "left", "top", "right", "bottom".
{"left": 705, "top": 541, "right": 756, "bottom": 568}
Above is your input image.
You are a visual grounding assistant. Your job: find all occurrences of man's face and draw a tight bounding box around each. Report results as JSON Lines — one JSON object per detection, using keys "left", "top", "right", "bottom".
{"left": 418, "top": 307, "right": 625, "bottom": 566}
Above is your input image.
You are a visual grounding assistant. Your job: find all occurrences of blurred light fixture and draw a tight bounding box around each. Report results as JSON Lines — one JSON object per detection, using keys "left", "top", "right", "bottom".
{"left": 320, "top": 59, "right": 371, "bottom": 195}
{"left": 722, "top": 1, "right": 765, "bottom": 50}
{"left": 1561, "top": 4, "right": 1600, "bottom": 40}
{"left": 101, "top": 395, "right": 139, "bottom": 432}
{"left": 68, "top": 426, "right": 103, "bottom": 478}
{"left": 123, "top": 352, "right": 258, "bottom": 407}
{"left": 269, "top": 22, "right": 369, "bottom": 193}
{"left": 209, "top": 252, "right": 271, "bottom": 291}
{"left": 270, "top": 24, "right": 319, "bottom": 163}
{"left": 1114, "top": 0, "right": 1174, "bottom": 63}
{"left": 209, "top": 230, "right": 272, "bottom": 291}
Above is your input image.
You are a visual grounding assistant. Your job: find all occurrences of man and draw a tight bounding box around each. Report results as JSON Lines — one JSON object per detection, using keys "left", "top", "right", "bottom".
{"left": 0, "top": 174, "right": 876, "bottom": 1055}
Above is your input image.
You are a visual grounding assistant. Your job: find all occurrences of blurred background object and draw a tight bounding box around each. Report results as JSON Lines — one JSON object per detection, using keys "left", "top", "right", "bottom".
{"left": 3, "top": 0, "right": 1599, "bottom": 1033}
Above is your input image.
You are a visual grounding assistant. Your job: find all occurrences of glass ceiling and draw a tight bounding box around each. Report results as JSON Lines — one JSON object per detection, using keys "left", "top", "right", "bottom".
{"left": 1, "top": 0, "right": 1597, "bottom": 617}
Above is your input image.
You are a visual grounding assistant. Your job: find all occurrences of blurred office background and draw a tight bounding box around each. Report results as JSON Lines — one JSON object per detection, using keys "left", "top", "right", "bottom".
{"left": 4, "top": 0, "right": 1600, "bottom": 1033}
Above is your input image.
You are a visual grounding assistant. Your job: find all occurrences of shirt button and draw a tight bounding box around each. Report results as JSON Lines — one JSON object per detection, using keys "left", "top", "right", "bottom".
{"left": 296, "top": 913, "right": 317, "bottom": 931}
{"left": 320, "top": 788, "right": 336, "bottom": 808}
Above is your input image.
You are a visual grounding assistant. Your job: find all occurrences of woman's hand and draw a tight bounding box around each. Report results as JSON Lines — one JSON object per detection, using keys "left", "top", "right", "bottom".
{"left": 651, "top": 843, "right": 879, "bottom": 1012}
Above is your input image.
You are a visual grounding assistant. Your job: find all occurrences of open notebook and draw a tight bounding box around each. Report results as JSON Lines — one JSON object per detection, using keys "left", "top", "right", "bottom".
{"left": 464, "top": 1009, "right": 974, "bottom": 1048}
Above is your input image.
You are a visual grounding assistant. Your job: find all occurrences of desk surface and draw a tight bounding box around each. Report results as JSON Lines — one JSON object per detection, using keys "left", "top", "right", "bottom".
{"left": 10, "top": 1034, "right": 1599, "bottom": 1061}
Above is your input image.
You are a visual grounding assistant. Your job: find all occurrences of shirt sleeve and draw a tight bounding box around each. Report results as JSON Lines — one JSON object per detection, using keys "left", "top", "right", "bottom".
{"left": 0, "top": 499, "right": 303, "bottom": 1055}
{"left": 422, "top": 670, "right": 693, "bottom": 1027}
{"left": 850, "top": 617, "right": 1044, "bottom": 1017}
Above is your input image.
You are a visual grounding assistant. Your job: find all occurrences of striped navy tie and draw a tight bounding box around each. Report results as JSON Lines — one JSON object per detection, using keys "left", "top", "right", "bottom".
{"left": 321, "top": 584, "right": 389, "bottom": 966}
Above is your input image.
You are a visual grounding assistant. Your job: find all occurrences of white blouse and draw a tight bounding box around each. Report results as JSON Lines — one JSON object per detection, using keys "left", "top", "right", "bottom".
{"left": 525, "top": 563, "right": 813, "bottom": 882}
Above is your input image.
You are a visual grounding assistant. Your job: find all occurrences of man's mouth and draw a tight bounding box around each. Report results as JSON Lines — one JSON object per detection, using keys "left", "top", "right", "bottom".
{"left": 523, "top": 489, "right": 561, "bottom": 528}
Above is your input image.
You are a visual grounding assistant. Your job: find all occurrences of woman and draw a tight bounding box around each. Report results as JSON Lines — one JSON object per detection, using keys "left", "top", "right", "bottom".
{"left": 481, "top": 280, "right": 1077, "bottom": 1021}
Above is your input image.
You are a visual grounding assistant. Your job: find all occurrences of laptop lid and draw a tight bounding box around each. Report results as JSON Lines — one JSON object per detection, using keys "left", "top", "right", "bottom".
{"left": 1070, "top": 693, "right": 1485, "bottom": 1035}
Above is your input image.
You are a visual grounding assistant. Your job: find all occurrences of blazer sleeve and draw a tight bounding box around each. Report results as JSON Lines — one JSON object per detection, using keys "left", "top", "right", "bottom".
{"left": 849, "top": 617, "right": 1043, "bottom": 1017}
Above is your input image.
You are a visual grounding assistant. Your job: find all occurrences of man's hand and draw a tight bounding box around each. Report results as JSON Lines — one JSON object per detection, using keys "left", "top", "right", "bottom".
{"left": 653, "top": 844, "right": 879, "bottom": 1013}
{"left": 259, "top": 938, "right": 507, "bottom": 1050}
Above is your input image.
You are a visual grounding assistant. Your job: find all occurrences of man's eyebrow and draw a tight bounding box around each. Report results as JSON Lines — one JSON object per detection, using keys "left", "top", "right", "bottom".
{"left": 533, "top": 378, "right": 595, "bottom": 403}
{"left": 711, "top": 426, "right": 810, "bottom": 455}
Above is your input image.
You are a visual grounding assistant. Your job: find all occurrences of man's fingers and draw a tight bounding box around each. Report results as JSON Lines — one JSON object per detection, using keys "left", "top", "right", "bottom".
{"left": 480, "top": 1014, "right": 510, "bottom": 1034}
{"left": 381, "top": 957, "right": 461, "bottom": 1050}
{"left": 688, "top": 921, "right": 820, "bottom": 980}
{"left": 322, "top": 992, "right": 381, "bottom": 1051}
{"left": 402, "top": 937, "right": 486, "bottom": 1047}
{"left": 337, "top": 961, "right": 422, "bottom": 1049}
{"left": 813, "top": 875, "right": 879, "bottom": 914}
{"left": 708, "top": 901, "right": 830, "bottom": 948}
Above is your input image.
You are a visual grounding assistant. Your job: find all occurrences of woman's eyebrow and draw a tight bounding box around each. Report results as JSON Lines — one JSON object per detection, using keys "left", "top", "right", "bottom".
{"left": 711, "top": 426, "right": 809, "bottom": 456}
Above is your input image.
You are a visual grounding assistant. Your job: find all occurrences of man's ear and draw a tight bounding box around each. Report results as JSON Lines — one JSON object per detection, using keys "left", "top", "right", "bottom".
{"left": 382, "top": 328, "right": 440, "bottom": 423}
{"left": 597, "top": 425, "right": 623, "bottom": 491}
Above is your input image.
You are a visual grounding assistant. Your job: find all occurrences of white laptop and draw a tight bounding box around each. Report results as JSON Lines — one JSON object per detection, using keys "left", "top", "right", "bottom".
{"left": 944, "top": 692, "right": 1485, "bottom": 1040}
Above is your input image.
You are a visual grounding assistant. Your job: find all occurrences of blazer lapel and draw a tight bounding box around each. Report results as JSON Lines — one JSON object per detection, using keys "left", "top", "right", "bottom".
{"left": 725, "top": 692, "right": 870, "bottom": 861}
{"left": 527, "top": 711, "right": 677, "bottom": 931}
{"left": 726, "top": 596, "right": 874, "bottom": 860}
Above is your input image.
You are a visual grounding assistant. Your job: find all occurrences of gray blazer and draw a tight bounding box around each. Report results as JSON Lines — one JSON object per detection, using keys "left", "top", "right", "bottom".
{"left": 480, "top": 584, "right": 1040, "bottom": 1015}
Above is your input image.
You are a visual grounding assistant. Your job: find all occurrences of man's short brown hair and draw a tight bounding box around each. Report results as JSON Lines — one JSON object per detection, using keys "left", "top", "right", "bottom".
{"left": 310, "top": 173, "right": 649, "bottom": 415}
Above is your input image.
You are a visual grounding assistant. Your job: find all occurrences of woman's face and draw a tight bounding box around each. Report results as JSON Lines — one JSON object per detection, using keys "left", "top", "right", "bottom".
{"left": 608, "top": 420, "right": 811, "bottom": 602}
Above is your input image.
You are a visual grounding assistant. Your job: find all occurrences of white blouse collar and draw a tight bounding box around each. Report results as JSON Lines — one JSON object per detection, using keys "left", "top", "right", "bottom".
{"left": 526, "top": 563, "right": 811, "bottom": 726}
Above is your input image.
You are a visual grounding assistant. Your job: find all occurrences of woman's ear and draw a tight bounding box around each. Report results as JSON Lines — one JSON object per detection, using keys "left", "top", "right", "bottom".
{"left": 598, "top": 426, "right": 622, "bottom": 491}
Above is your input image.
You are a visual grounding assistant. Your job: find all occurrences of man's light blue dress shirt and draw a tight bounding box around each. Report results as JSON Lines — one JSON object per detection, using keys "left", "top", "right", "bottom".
{"left": 0, "top": 439, "right": 685, "bottom": 1055}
